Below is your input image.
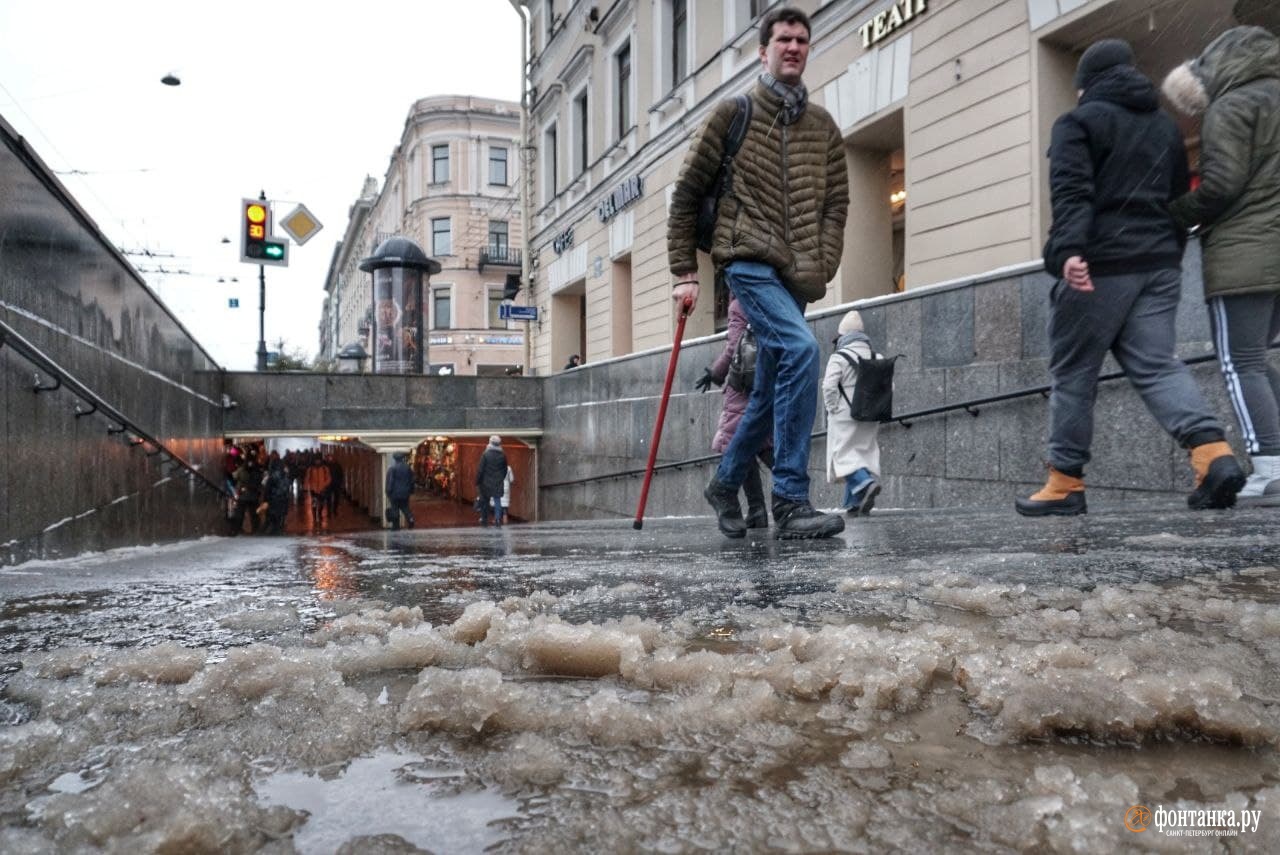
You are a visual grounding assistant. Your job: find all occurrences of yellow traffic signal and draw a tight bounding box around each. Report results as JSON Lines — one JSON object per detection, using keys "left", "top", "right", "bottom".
{"left": 240, "top": 198, "right": 288, "bottom": 267}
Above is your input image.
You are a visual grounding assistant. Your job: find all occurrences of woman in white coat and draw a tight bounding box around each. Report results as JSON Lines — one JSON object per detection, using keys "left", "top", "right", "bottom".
{"left": 823, "top": 310, "right": 882, "bottom": 514}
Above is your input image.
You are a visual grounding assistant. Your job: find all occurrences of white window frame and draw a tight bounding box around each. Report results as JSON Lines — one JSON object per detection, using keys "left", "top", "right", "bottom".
{"left": 431, "top": 143, "right": 450, "bottom": 184}
{"left": 487, "top": 284, "right": 513, "bottom": 330}
{"left": 572, "top": 85, "right": 591, "bottom": 177}
{"left": 541, "top": 121, "right": 559, "bottom": 205}
{"left": 431, "top": 217, "right": 452, "bottom": 257}
{"left": 488, "top": 145, "right": 509, "bottom": 186}
{"left": 431, "top": 284, "right": 453, "bottom": 330}
{"left": 612, "top": 36, "right": 634, "bottom": 142}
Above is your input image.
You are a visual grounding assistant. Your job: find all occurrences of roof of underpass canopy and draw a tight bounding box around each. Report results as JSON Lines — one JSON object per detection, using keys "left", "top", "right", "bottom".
{"left": 221, "top": 372, "right": 544, "bottom": 450}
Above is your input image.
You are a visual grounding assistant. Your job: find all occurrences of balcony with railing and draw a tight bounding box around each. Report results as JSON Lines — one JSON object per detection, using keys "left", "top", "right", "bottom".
{"left": 478, "top": 245, "right": 522, "bottom": 273}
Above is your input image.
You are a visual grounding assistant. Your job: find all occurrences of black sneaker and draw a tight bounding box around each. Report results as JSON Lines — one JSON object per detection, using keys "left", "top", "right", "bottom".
{"left": 772, "top": 496, "right": 845, "bottom": 539}
{"left": 704, "top": 477, "right": 747, "bottom": 538}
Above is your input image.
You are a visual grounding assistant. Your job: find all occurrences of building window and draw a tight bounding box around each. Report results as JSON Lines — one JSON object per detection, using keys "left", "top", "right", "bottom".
{"left": 750, "top": 0, "right": 766, "bottom": 17}
{"left": 543, "top": 123, "right": 558, "bottom": 203}
{"left": 431, "top": 144, "right": 449, "bottom": 184}
{"left": 432, "top": 287, "right": 452, "bottom": 330}
{"left": 489, "top": 147, "right": 508, "bottom": 185}
{"left": 616, "top": 42, "right": 632, "bottom": 139}
{"left": 488, "top": 288, "right": 507, "bottom": 329}
{"left": 546, "top": 0, "right": 556, "bottom": 39}
{"left": 574, "top": 90, "right": 589, "bottom": 176}
{"left": 672, "top": 0, "right": 688, "bottom": 87}
{"left": 431, "top": 217, "right": 451, "bottom": 256}
{"left": 488, "top": 220, "right": 509, "bottom": 257}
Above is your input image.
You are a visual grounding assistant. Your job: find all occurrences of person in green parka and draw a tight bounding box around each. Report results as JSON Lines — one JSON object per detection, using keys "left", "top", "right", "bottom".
{"left": 1164, "top": 26, "right": 1280, "bottom": 505}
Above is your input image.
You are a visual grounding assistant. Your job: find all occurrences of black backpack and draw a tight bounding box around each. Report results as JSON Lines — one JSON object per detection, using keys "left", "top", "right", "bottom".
{"left": 835, "top": 349, "right": 900, "bottom": 423}
{"left": 726, "top": 324, "right": 757, "bottom": 393}
{"left": 695, "top": 95, "right": 753, "bottom": 252}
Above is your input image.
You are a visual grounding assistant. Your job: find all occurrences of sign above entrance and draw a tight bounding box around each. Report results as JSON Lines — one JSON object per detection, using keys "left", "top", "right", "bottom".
{"left": 597, "top": 174, "right": 644, "bottom": 223}
{"left": 858, "top": 0, "right": 927, "bottom": 49}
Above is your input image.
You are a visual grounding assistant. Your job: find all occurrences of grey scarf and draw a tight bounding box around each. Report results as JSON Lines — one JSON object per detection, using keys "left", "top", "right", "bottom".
{"left": 760, "top": 71, "right": 808, "bottom": 125}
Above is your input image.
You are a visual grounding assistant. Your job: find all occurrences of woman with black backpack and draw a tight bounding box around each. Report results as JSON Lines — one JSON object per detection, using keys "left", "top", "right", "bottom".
{"left": 822, "top": 311, "right": 882, "bottom": 515}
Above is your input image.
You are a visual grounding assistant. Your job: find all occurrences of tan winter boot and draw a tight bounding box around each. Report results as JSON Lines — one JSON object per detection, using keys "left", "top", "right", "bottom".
{"left": 1015, "top": 466, "right": 1086, "bottom": 517}
{"left": 1186, "top": 441, "right": 1246, "bottom": 510}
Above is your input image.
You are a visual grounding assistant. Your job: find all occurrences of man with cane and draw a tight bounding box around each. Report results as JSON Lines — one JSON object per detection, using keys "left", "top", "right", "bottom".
{"left": 668, "top": 6, "right": 848, "bottom": 539}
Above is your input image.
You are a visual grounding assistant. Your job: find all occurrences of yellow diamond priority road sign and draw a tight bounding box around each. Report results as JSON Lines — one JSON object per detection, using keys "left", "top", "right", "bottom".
{"left": 279, "top": 203, "right": 323, "bottom": 246}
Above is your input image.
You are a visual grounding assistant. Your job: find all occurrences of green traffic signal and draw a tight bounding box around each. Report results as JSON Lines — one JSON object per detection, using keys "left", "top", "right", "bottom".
{"left": 263, "top": 243, "right": 285, "bottom": 259}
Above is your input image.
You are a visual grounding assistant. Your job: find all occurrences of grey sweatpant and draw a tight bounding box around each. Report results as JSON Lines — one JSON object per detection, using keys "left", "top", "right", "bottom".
{"left": 1047, "top": 269, "right": 1223, "bottom": 474}
{"left": 1209, "top": 293, "right": 1280, "bottom": 455}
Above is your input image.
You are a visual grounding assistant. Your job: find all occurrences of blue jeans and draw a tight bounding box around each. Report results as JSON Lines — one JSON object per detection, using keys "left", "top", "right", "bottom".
{"left": 480, "top": 495, "right": 503, "bottom": 525}
{"left": 714, "top": 261, "right": 820, "bottom": 502}
{"left": 842, "top": 468, "right": 874, "bottom": 508}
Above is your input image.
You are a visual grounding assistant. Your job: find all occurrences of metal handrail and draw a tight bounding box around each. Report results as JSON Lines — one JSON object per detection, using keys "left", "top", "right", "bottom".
{"left": 0, "top": 318, "right": 230, "bottom": 497}
{"left": 541, "top": 344, "right": 1278, "bottom": 490}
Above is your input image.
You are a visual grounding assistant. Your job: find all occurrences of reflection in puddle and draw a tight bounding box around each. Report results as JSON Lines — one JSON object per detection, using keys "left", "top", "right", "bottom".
{"left": 255, "top": 749, "right": 520, "bottom": 854}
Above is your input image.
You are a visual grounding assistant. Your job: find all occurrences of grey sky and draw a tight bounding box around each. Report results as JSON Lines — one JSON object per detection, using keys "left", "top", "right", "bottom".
{"left": 0, "top": 0, "right": 522, "bottom": 369}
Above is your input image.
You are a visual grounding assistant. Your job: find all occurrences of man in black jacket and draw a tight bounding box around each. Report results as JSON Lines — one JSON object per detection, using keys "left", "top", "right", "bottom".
{"left": 385, "top": 452, "right": 415, "bottom": 530}
{"left": 475, "top": 436, "right": 508, "bottom": 527}
{"left": 1017, "top": 39, "right": 1245, "bottom": 516}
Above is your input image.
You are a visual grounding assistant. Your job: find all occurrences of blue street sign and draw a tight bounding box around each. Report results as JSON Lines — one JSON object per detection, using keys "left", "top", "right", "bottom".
{"left": 501, "top": 305, "right": 538, "bottom": 321}
{"left": 228, "top": 298, "right": 239, "bottom": 308}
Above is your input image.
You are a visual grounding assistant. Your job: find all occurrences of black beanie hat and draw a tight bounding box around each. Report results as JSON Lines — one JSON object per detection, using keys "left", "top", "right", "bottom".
{"left": 1074, "top": 38, "right": 1135, "bottom": 89}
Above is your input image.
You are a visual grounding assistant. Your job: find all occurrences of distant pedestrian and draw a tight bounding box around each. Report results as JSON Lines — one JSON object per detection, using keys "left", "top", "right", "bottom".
{"left": 385, "top": 452, "right": 415, "bottom": 530}
{"left": 694, "top": 296, "right": 772, "bottom": 529}
{"left": 564, "top": 354, "right": 581, "bottom": 370}
{"left": 500, "top": 464, "right": 515, "bottom": 525}
{"left": 668, "top": 6, "right": 849, "bottom": 540}
{"left": 326, "top": 454, "right": 345, "bottom": 518}
{"left": 476, "top": 436, "right": 508, "bottom": 527}
{"left": 304, "top": 455, "right": 332, "bottom": 527}
{"left": 1164, "top": 26, "right": 1280, "bottom": 506}
{"left": 1018, "top": 38, "right": 1245, "bottom": 516}
{"left": 262, "top": 459, "right": 291, "bottom": 535}
{"left": 823, "top": 311, "right": 881, "bottom": 515}
{"left": 232, "top": 459, "right": 262, "bottom": 535}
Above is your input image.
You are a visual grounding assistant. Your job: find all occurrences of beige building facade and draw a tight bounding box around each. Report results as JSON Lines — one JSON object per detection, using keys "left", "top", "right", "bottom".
{"left": 519, "top": 0, "right": 1240, "bottom": 372}
{"left": 320, "top": 95, "right": 525, "bottom": 376}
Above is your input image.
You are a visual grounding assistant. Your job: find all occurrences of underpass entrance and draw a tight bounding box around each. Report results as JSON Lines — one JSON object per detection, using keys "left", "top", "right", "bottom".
{"left": 223, "top": 432, "right": 538, "bottom": 533}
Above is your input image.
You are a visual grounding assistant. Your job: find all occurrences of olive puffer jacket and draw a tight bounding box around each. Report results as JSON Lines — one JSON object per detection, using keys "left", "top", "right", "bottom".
{"left": 1167, "top": 26, "right": 1280, "bottom": 298}
{"left": 667, "top": 81, "right": 849, "bottom": 303}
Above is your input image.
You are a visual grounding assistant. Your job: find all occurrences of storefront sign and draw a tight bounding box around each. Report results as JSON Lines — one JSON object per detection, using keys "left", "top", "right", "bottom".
{"left": 552, "top": 227, "right": 575, "bottom": 255}
{"left": 858, "top": 0, "right": 927, "bottom": 49}
{"left": 483, "top": 335, "right": 524, "bottom": 345}
{"left": 429, "top": 335, "right": 451, "bottom": 345}
{"left": 597, "top": 174, "right": 644, "bottom": 223}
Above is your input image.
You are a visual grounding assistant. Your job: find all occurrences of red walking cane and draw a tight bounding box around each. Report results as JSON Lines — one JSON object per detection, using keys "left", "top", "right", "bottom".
{"left": 633, "top": 297, "right": 693, "bottom": 529}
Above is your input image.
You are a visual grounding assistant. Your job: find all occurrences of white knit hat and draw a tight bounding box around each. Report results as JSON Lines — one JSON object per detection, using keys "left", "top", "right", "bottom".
{"left": 837, "top": 310, "right": 864, "bottom": 335}
{"left": 489, "top": 435, "right": 502, "bottom": 447}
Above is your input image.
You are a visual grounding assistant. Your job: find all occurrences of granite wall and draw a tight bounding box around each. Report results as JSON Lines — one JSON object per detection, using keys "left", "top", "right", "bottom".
{"left": 1, "top": 117, "right": 227, "bottom": 566}
{"left": 539, "top": 240, "right": 1264, "bottom": 520}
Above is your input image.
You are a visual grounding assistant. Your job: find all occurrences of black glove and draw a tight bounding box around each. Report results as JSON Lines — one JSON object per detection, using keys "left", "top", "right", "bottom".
{"left": 695, "top": 367, "right": 720, "bottom": 393}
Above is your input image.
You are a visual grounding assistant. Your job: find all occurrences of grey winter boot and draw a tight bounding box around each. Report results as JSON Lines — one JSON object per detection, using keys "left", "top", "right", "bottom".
{"left": 1238, "top": 455, "right": 1280, "bottom": 508}
{"left": 772, "top": 495, "right": 845, "bottom": 540}
{"left": 704, "top": 476, "right": 747, "bottom": 538}
{"left": 742, "top": 463, "right": 769, "bottom": 529}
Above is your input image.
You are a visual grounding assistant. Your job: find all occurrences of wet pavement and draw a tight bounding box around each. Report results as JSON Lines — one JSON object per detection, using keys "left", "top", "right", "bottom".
{"left": 2, "top": 504, "right": 1279, "bottom": 852}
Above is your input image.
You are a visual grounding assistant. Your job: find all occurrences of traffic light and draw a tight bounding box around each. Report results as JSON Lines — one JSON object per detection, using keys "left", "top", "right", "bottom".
{"left": 240, "top": 198, "right": 289, "bottom": 267}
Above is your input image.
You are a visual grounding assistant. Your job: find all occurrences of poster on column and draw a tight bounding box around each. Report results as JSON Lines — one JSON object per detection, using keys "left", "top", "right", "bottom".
{"left": 372, "top": 267, "right": 424, "bottom": 374}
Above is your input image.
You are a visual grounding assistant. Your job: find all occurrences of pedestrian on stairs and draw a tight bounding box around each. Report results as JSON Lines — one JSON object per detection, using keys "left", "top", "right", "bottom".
{"left": 1164, "top": 25, "right": 1280, "bottom": 506}
{"left": 1018, "top": 38, "right": 1245, "bottom": 516}
{"left": 823, "top": 310, "right": 881, "bottom": 516}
